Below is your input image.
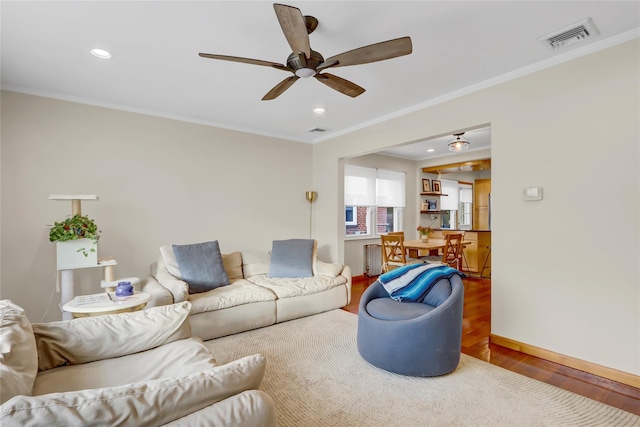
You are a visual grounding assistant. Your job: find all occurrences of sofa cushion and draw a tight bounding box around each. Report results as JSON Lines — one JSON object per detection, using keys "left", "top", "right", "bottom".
{"left": 1, "top": 354, "right": 266, "bottom": 427}
{"left": 241, "top": 250, "right": 271, "bottom": 278}
{"left": 366, "top": 298, "right": 434, "bottom": 321}
{"left": 163, "top": 390, "right": 278, "bottom": 427}
{"left": 247, "top": 274, "right": 347, "bottom": 299}
{"left": 173, "top": 241, "right": 229, "bottom": 294}
{"left": 161, "top": 246, "right": 243, "bottom": 284}
{"left": 0, "top": 300, "right": 38, "bottom": 405}
{"left": 33, "top": 302, "right": 192, "bottom": 371}
{"left": 188, "top": 281, "right": 277, "bottom": 315}
{"left": 32, "top": 337, "right": 216, "bottom": 395}
{"left": 269, "top": 239, "right": 315, "bottom": 278}
{"left": 222, "top": 251, "right": 243, "bottom": 283}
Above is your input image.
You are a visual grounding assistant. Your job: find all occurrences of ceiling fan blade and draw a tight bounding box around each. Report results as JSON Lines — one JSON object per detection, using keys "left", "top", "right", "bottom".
{"left": 273, "top": 3, "right": 311, "bottom": 59}
{"left": 321, "top": 36, "right": 412, "bottom": 69}
{"left": 316, "top": 59, "right": 338, "bottom": 72}
{"left": 198, "top": 53, "right": 291, "bottom": 72}
{"left": 315, "top": 73, "right": 365, "bottom": 98}
{"left": 262, "top": 75, "right": 300, "bottom": 100}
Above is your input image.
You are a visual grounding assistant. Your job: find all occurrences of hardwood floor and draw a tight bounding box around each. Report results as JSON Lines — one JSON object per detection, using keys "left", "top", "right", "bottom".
{"left": 344, "top": 275, "right": 640, "bottom": 416}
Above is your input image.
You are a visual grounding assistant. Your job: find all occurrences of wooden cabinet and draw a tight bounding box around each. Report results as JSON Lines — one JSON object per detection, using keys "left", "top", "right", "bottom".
{"left": 460, "top": 231, "right": 491, "bottom": 276}
{"left": 462, "top": 234, "right": 479, "bottom": 272}
{"left": 473, "top": 179, "right": 491, "bottom": 230}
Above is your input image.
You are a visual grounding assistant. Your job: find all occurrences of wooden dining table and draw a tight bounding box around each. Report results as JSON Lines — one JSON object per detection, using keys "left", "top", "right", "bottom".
{"left": 403, "top": 239, "right": 470, "bottom": 258}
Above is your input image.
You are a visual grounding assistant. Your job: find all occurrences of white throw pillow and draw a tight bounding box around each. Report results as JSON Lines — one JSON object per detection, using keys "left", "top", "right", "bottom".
{"left": 160, "top": 245, "right": 182, "bottom": 278}
{"left": 316, "top": 260, "right": 344, "bottom": 278}
{"left": 0, "top": 354, "right": 266, "bottom": 427}
{"left": 241, "top": 250, "right": 271, "bottom": 277}
{"left": 0, "top": 300, "right": 38, "bottom": 405}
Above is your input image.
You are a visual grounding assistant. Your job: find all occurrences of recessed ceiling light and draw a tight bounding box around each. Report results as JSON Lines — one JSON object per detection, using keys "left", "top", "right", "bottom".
{"left": 90, "top": 48, "right": 112, "bottom": 59}
{"left": 427, "top": 148, "right": 435, "bottom": 153}
{"left": 313, "top": 107, "right": 326, "bottom": 115}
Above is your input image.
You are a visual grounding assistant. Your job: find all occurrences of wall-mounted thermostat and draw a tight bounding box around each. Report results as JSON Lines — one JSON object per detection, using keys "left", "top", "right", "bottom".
{"left": 523, "top": 186, "right": 543, "bottom": 201}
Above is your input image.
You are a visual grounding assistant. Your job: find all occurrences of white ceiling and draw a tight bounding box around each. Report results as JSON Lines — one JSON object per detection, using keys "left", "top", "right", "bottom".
{"left": 377, "top": 125, "right": 492, "bottom": 161}
{"left": 2, "top": 1, "right": 639, "bottom": 160}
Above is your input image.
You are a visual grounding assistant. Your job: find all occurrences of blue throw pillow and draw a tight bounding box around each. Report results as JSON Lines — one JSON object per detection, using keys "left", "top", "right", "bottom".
{"left": 269, "top": 239, "right": 314, "bottom": 278}
{"left": 172, "top": 241, "right": 229, "bottom": 294}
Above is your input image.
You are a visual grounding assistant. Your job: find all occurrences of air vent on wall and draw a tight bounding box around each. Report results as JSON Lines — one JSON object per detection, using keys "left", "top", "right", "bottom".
{"left": 539, "top": 18, "right": 599, "bottom": 50}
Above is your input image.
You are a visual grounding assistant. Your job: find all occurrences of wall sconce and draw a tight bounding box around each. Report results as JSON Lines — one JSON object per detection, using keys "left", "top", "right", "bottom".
{"left": 305, "top": 191, "right": 317, "bottom": 204}
{"left": 305, "top": 191, "right": 317, "bottom": 238}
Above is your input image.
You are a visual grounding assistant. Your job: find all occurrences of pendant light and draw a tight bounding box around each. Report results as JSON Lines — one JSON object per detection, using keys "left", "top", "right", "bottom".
{"left": 448, "top": 132, "right": 470, "bottom": 152}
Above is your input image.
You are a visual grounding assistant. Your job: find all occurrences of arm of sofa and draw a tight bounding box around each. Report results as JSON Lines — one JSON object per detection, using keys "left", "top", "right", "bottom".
{"left": 153, "top": 257, "right": 189, "bottom": 303}
{"left": 341, "top": 264, "right": 352, "bottom": 305}
{"left": 142, "top": 275, "right": 174, "bottom": 308}
{"left": 315, "top": 260, "right": 352, "bottom": 305}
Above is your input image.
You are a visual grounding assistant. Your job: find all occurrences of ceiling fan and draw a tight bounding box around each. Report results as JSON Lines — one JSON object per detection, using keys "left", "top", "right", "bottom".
{"left": 198, "top": 3, "right": 413, "bottom": 100}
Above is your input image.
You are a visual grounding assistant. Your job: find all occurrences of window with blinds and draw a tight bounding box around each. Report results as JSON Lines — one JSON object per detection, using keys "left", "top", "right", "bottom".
{"left": 344, "top": 165, "right": 405, "bottom": 237}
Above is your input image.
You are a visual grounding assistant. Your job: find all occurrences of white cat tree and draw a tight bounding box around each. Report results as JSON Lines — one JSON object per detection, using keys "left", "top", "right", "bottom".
{"left": 49, "top": 195, "right": 138, "bottom": 320}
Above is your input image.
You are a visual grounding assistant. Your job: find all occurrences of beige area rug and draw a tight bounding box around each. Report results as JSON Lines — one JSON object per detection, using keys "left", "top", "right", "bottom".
{"left": 205, "top": 310, "right": 639, "bottom": 426}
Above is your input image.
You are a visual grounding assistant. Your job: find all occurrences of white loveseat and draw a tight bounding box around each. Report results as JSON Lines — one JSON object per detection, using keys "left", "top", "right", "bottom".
{"left": 0, "top": 300, "right": 277, "bottom": 427}
{"left": 143, "top": 242, "right": 352, "bottom": 341}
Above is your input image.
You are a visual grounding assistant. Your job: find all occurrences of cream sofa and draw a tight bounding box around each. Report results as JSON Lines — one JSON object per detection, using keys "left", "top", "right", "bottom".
{"left": 143, "top": 245, "right": 352, "bottom": 341}
{"left": 0, "top": 300, "right": 277, "bottom": 427}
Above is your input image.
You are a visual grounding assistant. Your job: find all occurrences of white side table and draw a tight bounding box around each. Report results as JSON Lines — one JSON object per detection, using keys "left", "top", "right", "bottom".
{"left": 63, "top": 291, "right": 151, "bottom": 318}
{"left": 58, "top": 258, "right": 118, "bottom": 320}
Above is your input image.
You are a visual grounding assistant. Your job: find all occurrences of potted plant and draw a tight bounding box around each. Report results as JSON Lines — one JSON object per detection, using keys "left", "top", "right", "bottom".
{"left": 417, "top": 225, "right": 433, "bottom": 242}
{"left": 49, "top": 214, "right": 100, "bottom": 269}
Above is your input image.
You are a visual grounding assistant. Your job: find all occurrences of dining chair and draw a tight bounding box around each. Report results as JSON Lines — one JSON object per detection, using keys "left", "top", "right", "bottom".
{"left": 380, "top": 234, "right": 424, "bottom": 273}
{"left": 421, "top": 233, "right": 464, "bottom": 270}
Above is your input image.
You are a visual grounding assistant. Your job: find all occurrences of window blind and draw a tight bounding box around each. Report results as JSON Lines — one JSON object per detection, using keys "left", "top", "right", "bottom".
{"left": 440, "top": 179, "right": 459, "bottom": 210}
{"left": 344, "top": 165, "right": 405, "bottom": 207}
{"left": 460, "top": 186, "right": 473, "bottom": 203}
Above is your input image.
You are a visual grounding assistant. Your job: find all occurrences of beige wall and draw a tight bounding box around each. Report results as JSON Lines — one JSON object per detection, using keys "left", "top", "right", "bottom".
{"left": 312, "top": 40, "right": 639, "bottom": 375}
{"left": 1, "top": 40, "right": 638, "bottom": 377}
{"left": 0, "top": 92, "right": 312, "bottom": 322}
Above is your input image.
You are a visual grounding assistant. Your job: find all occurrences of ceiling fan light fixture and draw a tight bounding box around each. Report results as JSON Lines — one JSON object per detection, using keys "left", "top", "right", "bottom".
{"left": 448, "top": 133, "right": 470, "bottom": 152}
{"left": 198, "top": 4, "right": 412, "bottom": 100}
{"left": 295, "top": 68, "right": 317, "bottom": 78}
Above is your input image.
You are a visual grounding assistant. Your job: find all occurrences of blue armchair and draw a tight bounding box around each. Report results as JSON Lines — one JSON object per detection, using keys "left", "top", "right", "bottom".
{"left": 356, "top": 274, "right": 464, "bottom": 376}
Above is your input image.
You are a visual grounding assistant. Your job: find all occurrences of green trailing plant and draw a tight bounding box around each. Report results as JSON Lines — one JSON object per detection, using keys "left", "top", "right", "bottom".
{"left": 49, "top": 214, "right": 100, "bottom": 257}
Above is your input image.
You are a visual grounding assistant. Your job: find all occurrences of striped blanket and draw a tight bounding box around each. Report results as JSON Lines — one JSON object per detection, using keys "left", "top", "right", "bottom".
{"left": 379, "top": 263, "right": 464, "bottom": 302}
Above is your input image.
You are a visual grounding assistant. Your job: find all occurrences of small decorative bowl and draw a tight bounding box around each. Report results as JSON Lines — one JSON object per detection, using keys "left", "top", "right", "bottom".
{"left": 115, "top": 281, "right": 134, "bottom": 300}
